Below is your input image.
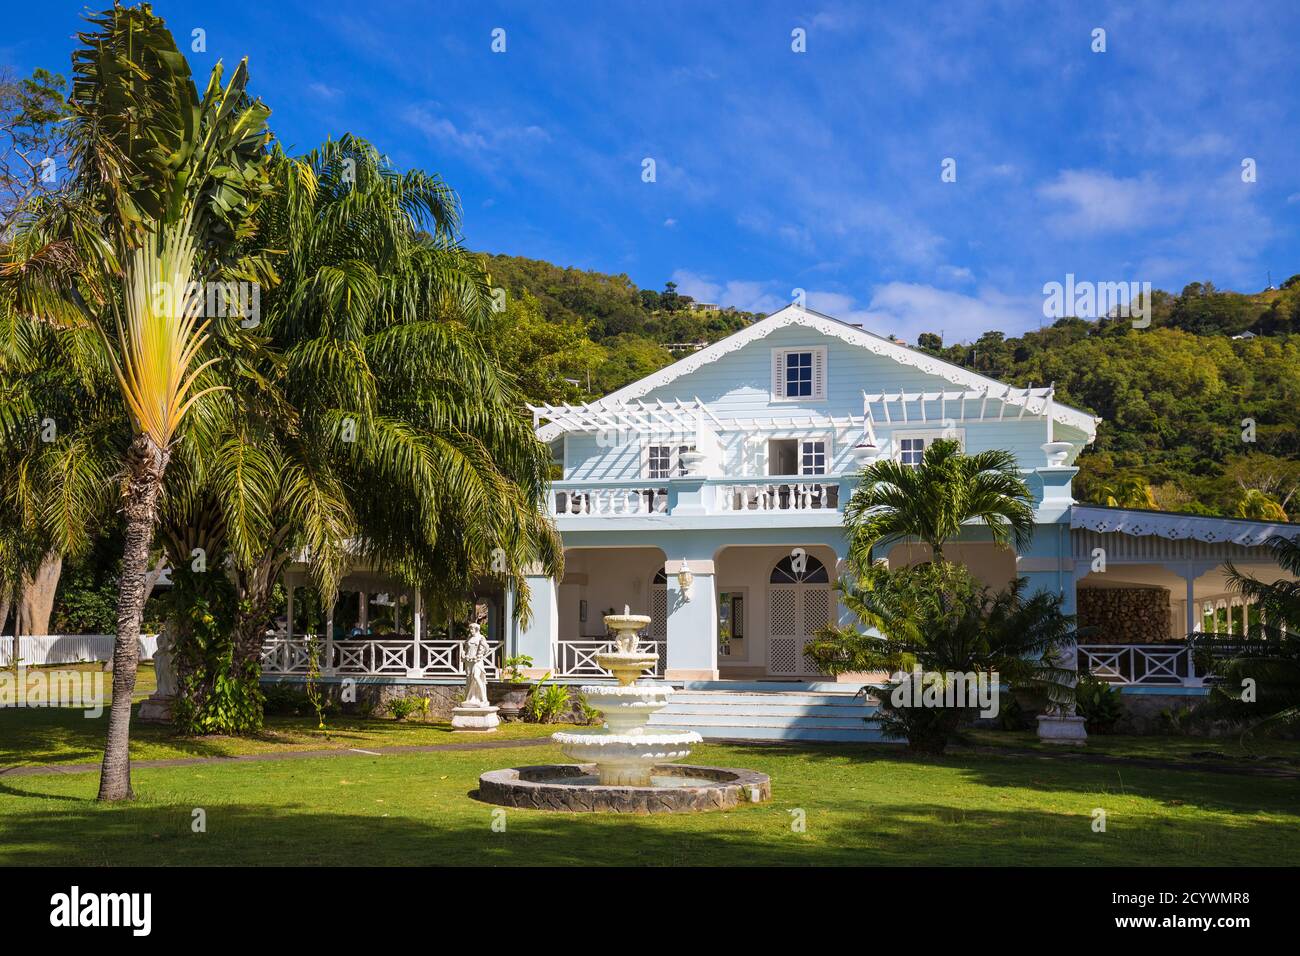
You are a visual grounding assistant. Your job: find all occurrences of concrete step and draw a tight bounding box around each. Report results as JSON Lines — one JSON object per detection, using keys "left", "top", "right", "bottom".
{"left": 665, "top": 697, "right": 878, "bottom": 712}
{"left": 680, "top": 680, "right": 867, "bottom": 694}
{"left": 650, "top": 712, "right": 876, "bottom": 731}
{"left": 655, "top": 701, "right": 873, "bottom": 718}
{"left": 687, "top": 724, "right": 890, "bottom": 743}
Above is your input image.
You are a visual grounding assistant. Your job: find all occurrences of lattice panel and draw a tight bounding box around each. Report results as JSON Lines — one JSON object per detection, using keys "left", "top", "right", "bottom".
{"left": 802, "top": 589, "right": 831, "bottom": 629}
{"left": 770, "top": 637, "right": 798, "bottom": 674}
{"left": 770, "top": 589, "right": 796, "bottom": 634}
{"left": 651, "top": 587, "right": 667, "bottom": 640}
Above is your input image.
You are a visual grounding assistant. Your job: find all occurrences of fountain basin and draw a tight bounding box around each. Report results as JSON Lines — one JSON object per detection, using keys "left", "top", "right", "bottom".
{"left": 553, "top": 727, "right": 703, "bottom": 785}
{"left": 477, "top": 764, "right": 771, "bottom": 813}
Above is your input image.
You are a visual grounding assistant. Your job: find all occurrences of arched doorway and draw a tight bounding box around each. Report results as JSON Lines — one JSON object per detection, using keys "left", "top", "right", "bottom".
{"left": 767, "top": 553, "right": 831, "bottom": 677}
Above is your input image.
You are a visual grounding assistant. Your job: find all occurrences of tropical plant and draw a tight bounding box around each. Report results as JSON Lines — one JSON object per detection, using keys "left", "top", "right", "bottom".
{"left": 1193, "top": 535, "right": 1300, "bottom": 738}
{"left": 522, "top": 673, "right": 570, "bottom": 723}
{"left": 1074, "top": 673, "right": 1123, "bottom": 734}
{"left": 1098, "top": 475, "right": 1159, "bottom": 510}
{"left": 1, "top": 4, "right": 276, "bottom": 799}
{"left": 386, "top": 695, "right": 429, "bottom": 721}
{"left": 1235, "top": 489, "right": 1289, "bottom": 522}
{"left": 805, "top": 562, "right": 1079, "bottom": 753}
{"left": 502, "top": 654, "right": 533, "bottom": 683}
{"left": 152, "top": 135, "right": 563, "bottom": 732}
{"left": 844, "top": 439, "right": 1034, "bottom": 566}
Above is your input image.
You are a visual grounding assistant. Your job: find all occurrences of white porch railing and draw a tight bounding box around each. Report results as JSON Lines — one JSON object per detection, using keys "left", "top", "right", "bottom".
{"left": 547, "top": 476, "right": 849, "bottom": 518}
{"left": 1078, "top": 643, "right": 1194, "bottom": 685}
{"left": 549, "top": 481, "right": 668, "bottom": 517}
{"left": 259, "top": 637, "right": 502, "bottom": 679}
{"left": 554, "top": 640, "right": 666, "bottom": 679}
{"left": 716, "top": 480, "right": 841, "bottom": 512}
{"left": 0, "top": 634, "right": 158, "bottom": 666}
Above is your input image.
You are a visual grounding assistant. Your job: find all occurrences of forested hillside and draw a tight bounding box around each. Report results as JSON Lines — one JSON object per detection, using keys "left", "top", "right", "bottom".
{"left": 484, "top": 254, "right": 1300, "bottom": 520}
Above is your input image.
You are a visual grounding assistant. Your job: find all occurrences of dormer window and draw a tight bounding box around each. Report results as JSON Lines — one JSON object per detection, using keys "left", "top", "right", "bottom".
{"left": 772, "top": 346, "right": 826, "bottom": 401}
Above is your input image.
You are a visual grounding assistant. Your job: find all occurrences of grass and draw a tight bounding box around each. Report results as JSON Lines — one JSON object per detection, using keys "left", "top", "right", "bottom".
{"left": 3, "top": 673, "right": 1297, "bottom": 866}
{"left": 960, "top": 728, "right": 1300, "bottom": 766}
{"left": 1, "top": 739, "right": 1297, "bottom": 866}
{"left": 0, "top": 663, "right": 562, "bottom": 768}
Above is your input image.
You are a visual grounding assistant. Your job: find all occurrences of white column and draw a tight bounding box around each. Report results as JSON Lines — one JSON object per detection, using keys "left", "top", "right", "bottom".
{"left": 322, "top": 596, "right": 336, "bottom": 676}
{"left": 665, "top": 559, "right": 718, "bottom": 682}
{"left": 518, "top": 573, "right": 557, "bottom": 677}
{"left": 503, "top": 582, "right": 516, "bottom": 657}
{"left": 408, "top": 589, "right": 424, "bottom": 678}
{"left": 286, "top": 579, "right": 295, "bottom": 639}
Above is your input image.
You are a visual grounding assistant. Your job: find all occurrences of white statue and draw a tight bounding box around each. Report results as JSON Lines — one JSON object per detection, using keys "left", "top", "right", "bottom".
{"left": 463, "top": 622, "right": 491, "bottom": 707}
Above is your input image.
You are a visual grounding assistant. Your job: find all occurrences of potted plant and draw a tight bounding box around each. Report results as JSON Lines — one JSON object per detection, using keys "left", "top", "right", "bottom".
{"left": 488, "top": 654, "right": 534, "bottom": 720}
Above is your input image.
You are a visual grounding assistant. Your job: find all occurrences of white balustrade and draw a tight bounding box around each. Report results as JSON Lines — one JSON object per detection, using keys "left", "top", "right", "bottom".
{"left": 548, "top": 478, "right": 847, "bottom": 517}
{"left": 717, "top": 481, "right": 840, "bottom": 512}
{"left": 1078, "top": 643, "right": 1193, "bottom": 685}
{"left": 549, "top": 484, "right": 669, "bottom": 517}
{"left": 555, "top": 639, "right": 665, "bottom": 678}
{"left": 260, "top": 637, "right": 501, "bottom": 678}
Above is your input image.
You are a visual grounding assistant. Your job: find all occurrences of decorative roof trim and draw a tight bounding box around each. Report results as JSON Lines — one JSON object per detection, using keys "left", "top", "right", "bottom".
{"left": 1070, "top": 504, "right": 1299, "bottom": 547}
{"left": 538, "top": 306, "right": 1099, "bottom": 443}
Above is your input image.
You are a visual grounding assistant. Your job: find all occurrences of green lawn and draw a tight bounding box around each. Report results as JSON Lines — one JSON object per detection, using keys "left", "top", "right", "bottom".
{"left": 0, "top": 663, "right": 562, "bottom": 768}
{"left": 3, "top": 676, "right": 1297, "bottom": 866}
{"left": 960, "top": 728, "right": 1300, "bottom": 766}
{"left": 1, "top": 741, "right": 1297, "bottom": 865}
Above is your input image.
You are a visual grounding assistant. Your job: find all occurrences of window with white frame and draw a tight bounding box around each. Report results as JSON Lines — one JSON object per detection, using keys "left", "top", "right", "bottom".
{"left": 644, "top": 443, "right": 696, "bottom": 479}
{"left": 772, "top": 346, "right": 827, "bottom": 401}
{"left": 800, "top": 438, "right": 827, "bottom": 475}
{"left": 893, "top": 429, "right": 964, "bottom": 467}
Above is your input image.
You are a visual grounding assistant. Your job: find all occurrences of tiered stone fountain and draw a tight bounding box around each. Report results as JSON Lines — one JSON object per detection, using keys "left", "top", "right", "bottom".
{"left": 478, "top": 608, "right": 771, "bottom": 813}
{"left": 550, "top": 608, "right": 701, "bottom": 785}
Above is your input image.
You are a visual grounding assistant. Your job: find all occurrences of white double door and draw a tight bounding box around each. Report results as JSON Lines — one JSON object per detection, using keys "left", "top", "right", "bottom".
{"left": 766, "top": 584, "right": 831, "bottom": 677}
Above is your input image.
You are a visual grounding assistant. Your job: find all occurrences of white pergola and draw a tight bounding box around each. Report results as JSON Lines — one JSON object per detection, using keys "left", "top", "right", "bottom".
{"left": 861, "top": 385, "right": 1064, "bottom": 444}
{"left": 529, "top": 398, "right": 723, "bottom": 437}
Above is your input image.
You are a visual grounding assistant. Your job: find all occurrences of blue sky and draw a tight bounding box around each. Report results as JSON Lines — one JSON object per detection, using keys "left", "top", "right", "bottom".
{"left": 6, "top": 1, "right": 1300, "bottom": 343}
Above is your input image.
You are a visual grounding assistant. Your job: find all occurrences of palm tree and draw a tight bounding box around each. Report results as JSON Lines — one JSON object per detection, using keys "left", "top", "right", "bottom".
{"left": 805, "top": 562, "right": 1078, "bottom": 752}
{"left": 1235, "top": 489, "right": 1289, "bottom": 523}
{"left": 4, "top": 5, "right": 275, "bottom": 799}
{"left": 1098, "top": 475, "right": 1158, "bottom": 510}
{"left": 0, "top": 302, "right": 123, "bottom": 651}
{"left": 154, "top": 137, "right": 562, "bottom": 730}
{"left": 1193, "top": 535, "right": 1300, "bottom": 737}
{"left": 844, "top": 438, "right": 1034, "bottom": 566}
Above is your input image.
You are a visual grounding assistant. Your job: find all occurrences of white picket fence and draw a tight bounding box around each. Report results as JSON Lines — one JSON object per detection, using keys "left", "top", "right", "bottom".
{"left": 0, "top": 634, "right": 158, "bottom": 666}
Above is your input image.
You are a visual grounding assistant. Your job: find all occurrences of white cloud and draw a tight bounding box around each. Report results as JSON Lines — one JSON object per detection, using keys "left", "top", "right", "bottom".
{"left": 404, "top": 105, "right": 549, "bottom": 157}
{"left": 859, "top": 283, "right": 1042, "bottom": 343}
{"left": 1038, "top": 169, "right": 1174, "bottom": 235}
{"left": 670, "top": 270, "right": 787, "bottom": 314}
{"left": 670, "top": 273, "right": 1040, "bottom": 341}
{"left": 307, "top": 82, "right": 343, "bottom": 100}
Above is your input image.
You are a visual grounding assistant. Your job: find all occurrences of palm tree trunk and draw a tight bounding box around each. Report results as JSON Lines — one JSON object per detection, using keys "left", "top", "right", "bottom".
{"left": 98, "top": 434, "right": 170, "bottom": 802}
{"left": 20, "top": 552, "right": 63, "bottom": 636}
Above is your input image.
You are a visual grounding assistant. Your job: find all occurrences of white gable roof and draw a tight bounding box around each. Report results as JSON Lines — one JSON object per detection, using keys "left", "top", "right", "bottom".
{"left": 538, "top": 305, "right": 1099, "bottom": 442}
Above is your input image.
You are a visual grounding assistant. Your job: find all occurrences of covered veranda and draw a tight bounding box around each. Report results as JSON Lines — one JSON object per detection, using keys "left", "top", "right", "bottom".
{"left": 1071, "top": 505, "right": 1299, "bottom": 685}
{"left": 260, "top": 562, "right": 509, "bottom": 681}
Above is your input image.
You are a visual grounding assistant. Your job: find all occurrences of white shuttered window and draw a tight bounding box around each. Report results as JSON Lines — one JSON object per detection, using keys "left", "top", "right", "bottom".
{"left": 771, "top": 346, "right": 827, "bottom": 401}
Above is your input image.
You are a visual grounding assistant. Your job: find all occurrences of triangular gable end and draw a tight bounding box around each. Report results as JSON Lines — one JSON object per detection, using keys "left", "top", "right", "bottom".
{"left": 536, "top": 305, "right": 1100, "bottom": 442}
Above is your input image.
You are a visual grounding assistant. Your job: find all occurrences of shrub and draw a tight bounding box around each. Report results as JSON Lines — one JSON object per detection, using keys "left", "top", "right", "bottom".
{"left": 523, "top": 674, "right": 570, "bottom": 723}
{"left": 1075, "top": 674, "right": 1123, "bottom": 734}
{"left": 387, "top": 695, "right": 429, "bottom": 721}
{"left": 502, "top": 654, "right": 533, "bottom": 683}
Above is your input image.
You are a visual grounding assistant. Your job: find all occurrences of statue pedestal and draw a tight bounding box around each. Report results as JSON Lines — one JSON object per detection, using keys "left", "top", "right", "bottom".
{"left": 137, "top": 694, "right": 175, "bottom": 723}
{"left": 1036, "top": 714, "right": 1088, "bottom": 746}
{"left": 451, "top": 703, "right": 499, "bottom": 731}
